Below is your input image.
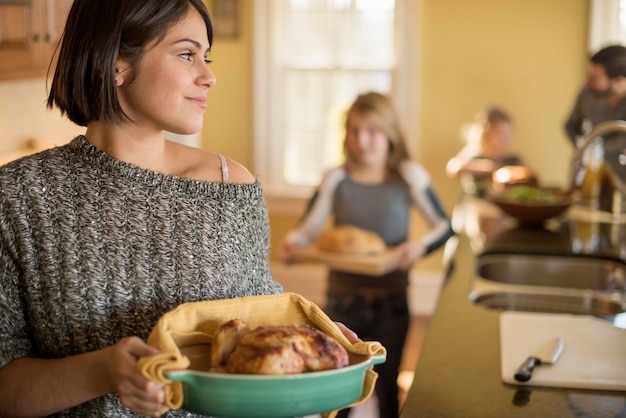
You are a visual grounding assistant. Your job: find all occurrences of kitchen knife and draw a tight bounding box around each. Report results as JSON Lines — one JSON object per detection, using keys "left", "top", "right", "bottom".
{"left": 514, "top": 337, "right": 564, "bottom": 382}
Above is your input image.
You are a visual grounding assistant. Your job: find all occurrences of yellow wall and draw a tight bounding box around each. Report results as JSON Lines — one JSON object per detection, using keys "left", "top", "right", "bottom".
{"left": 202, "top": 0, "right": 253, "bottom": 167}
{"left": 202, "top": 0, "right": 590, "bottom": 267}
{"left": 418, "top": 0, "right": 589, "bottom": 212}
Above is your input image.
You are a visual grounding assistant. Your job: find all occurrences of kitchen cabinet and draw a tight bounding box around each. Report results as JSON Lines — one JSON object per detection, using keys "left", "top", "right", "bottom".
{"left": 0, "top": 0, "right": 73, "bottom": 80}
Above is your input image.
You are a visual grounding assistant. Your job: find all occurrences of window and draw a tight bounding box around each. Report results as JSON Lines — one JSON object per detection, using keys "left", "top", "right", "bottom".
{"left": 588, "top": 0, "right": 626, "bottom": 52}
{"left": 253, "top": 0, "right": 416, "bottom": 198}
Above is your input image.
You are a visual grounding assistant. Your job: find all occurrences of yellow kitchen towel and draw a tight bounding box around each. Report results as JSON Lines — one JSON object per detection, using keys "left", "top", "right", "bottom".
{"left": 137, "top": 292, "right": 386, "bottom": 417}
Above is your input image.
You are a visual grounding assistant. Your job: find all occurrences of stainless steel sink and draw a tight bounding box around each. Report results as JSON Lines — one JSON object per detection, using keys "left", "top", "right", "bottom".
{"left": 469, "top": 253, "right": 626, "bottom": 317}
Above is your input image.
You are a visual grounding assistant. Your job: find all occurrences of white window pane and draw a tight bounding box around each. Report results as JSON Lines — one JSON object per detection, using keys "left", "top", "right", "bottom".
{"left": 254, "top": 0, "right": 413, "bottom": 196}
{"left": 283, "top": 9, "right": 337, "bottom": 67}
{"left": 356, "top": 0, "right": 395, "bottom": 12}
{"left": 283, "top": 1, "right": 394, "bottom": 68}
{"left": 282, "top": 70, "right": 392, "bottom": 186}
{"left": 621, "top": 0, "right": 626, "bottom": 39}
{"left": 338, "top": 12, "right": 394, "bottom": 68}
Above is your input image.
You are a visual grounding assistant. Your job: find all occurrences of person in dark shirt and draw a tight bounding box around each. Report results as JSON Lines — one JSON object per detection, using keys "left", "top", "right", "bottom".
{"left": 564, "top": 45, "right": 626, "bottom": 212}
{"left": 564, "top": 44, "right": 626, "bottom": 146}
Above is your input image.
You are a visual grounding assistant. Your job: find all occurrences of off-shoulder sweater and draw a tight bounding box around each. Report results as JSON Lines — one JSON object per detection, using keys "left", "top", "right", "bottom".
{"left": 0, "top": 136, "right": 283, "bottom": 417}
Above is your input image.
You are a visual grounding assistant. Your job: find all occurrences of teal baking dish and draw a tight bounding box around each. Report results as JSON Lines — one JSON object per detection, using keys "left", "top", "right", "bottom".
{"left": 164, "top": 345, "right": 386, "bottom": 418}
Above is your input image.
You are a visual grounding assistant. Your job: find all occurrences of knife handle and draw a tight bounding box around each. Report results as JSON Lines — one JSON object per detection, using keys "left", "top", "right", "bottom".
{"left": 514, "top": 357, "right": 541, "bottom": 382}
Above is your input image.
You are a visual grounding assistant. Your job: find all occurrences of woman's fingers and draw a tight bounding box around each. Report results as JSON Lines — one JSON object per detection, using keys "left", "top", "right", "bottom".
{"left": 120, "top": 381, "right": 164, "bottom": 417}
{"left": 106, "top": 337, "right": 165, "bottom": 416}
{"left": 335, "top": 322, "right": 361, "bottom": 344}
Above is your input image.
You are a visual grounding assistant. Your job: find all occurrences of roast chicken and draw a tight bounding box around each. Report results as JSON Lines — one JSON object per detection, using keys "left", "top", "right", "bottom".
{"left": 208, "top": 319, "right": 349, "bottom": 374}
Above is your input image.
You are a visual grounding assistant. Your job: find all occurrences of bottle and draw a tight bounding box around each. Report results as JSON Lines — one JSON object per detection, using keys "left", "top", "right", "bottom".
{"left": 578, "top": 137, "right": 605, "bottom": 210}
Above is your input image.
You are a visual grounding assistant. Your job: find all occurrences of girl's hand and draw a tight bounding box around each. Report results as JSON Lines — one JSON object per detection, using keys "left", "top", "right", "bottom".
{"left": 277, "top": 239, "right": 298, "bottom": 264}
{"left": 394, "top": 241, "right": 427, "bottom": 270}
{"left": 101, "top": 337, "right": 164, "bottom": 417}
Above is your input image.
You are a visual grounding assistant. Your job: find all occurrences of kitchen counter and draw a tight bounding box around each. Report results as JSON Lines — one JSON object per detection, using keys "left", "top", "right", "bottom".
{"left": 400, "top": 198, "right": 626, "bottom": 417}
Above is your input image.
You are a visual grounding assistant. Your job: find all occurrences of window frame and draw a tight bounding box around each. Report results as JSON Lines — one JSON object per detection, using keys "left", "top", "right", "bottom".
{"left": 253, "top": 0, "right": 419, "bottom": 203}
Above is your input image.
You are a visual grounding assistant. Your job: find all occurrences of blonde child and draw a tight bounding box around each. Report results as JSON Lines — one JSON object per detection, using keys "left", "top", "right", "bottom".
{"left": 446, "top": 107, "right": 531, "bottom": 196}
{"left": 280, "top": 92, "right": 453, "bottom": 418}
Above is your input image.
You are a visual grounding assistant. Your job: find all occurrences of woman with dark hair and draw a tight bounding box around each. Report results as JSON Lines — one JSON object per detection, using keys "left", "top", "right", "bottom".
{"left": 0, "top": 0, "right": 285, "bottom": 416}
{"left": 279, "top": 92, "right": 454, "bottom": 418}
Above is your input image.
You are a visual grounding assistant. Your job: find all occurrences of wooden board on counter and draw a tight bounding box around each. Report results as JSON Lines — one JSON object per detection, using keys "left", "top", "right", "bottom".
{"left": 500, "top": 312, "right": 626, "bottom": 391}
{"left": 293, "top": 245, "right": 402, "bottom": 276}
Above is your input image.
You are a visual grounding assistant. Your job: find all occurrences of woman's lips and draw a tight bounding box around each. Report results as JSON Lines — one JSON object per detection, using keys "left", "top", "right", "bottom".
{"left": 187, "top": 97, "right": 207, "bottom": 109}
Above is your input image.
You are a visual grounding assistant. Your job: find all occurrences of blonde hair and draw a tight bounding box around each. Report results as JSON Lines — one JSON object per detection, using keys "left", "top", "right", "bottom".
{"left": 343, "top": 92, "right": 411, "bottom": 172}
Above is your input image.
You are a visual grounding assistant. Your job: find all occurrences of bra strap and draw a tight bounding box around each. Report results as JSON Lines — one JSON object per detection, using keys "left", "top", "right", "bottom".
{"left": 218, "top": 154, "right": 229, "bottom": 183}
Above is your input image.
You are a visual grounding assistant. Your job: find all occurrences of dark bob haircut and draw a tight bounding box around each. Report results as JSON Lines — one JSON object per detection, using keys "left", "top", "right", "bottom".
{"left": 47, "top": 0, "right": 213, "bottom": 127}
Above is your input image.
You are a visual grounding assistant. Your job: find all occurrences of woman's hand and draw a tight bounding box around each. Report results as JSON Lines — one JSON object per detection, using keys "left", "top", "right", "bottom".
{"left": 101, "top": 337, "right": 165, "bottom": 417}
{"left": 335, "top": 322, "right": 361, "bottom": 344}
{"left": 394, "top": 241, "right": 427, "bottom": 270}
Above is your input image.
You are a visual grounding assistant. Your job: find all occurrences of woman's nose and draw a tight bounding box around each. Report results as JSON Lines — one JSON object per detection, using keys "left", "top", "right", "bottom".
{"left": 198, "top": 64, "right": 217, "bottom": 89}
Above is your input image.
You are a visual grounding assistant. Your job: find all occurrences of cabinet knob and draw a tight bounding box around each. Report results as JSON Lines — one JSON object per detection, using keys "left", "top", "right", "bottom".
{"left": 31, "top": 34, "right": 51, "bottom": 42}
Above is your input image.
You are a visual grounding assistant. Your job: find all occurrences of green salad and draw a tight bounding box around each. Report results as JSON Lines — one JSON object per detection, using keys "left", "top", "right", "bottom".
{"left": 500, "top": 185, "right": 561, "bottom": 204}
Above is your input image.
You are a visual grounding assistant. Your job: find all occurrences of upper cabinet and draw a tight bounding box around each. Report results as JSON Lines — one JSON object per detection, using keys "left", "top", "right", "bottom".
{"left": 0, "top": 0, "right": 73, "bottom": 81}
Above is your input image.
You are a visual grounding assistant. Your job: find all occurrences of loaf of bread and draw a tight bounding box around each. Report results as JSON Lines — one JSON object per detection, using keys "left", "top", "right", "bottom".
{"left": 316, "top": 224, "right": 386, "bottom": 255}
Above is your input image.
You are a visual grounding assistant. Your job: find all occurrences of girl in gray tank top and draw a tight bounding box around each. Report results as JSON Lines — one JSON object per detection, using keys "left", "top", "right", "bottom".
{"left": 279, "top": 92, "right": 454, "bottom": 418}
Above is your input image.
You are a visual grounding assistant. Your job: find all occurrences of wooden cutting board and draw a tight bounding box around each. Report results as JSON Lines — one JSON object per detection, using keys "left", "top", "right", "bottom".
{"left": 293, "top": 245, "right": 402, "bottom": 276}
{"left": 500, "top": 311, "right": 626, "bottom": 391}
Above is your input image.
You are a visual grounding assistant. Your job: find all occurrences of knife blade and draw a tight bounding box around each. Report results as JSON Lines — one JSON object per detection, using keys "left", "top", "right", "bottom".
{"left": 514, "top": 337, "right": 564, "bottom": 382}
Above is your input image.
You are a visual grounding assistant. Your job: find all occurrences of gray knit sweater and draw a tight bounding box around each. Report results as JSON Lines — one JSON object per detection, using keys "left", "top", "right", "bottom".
{"left": 0, "top": 136, "right": 283, "bottom": 417}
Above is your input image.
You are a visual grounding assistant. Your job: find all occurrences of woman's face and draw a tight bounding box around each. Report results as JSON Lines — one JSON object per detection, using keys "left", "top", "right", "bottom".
{"left": 116, "top": 7, "right": 215, "bottom": 136}
{"left": 345, "top": 111, "right": 389, "bottom": 167}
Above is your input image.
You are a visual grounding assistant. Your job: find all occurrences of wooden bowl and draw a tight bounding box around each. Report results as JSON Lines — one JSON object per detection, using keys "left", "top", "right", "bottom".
{"left": 487, "top": 186, "right": 574, "bottom": 225}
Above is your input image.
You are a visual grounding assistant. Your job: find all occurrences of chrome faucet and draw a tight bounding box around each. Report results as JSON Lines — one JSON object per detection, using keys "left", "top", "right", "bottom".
{"left": 571, "top": 120, "right": 626, "bottom": 214}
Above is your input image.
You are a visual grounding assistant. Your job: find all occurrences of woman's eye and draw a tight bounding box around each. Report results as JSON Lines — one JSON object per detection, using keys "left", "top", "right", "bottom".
{"left": 180, "top": 52, "right": 194, "bottom": 61}
{"left": 204, "top": 58, "right": 213, "bottom": 65}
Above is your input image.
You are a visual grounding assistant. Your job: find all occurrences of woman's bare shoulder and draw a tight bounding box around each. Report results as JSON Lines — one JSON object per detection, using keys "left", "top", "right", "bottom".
{"left": 220, "top": 155, "right": 256, "bottom": 184}
{"left": 166, "top": 141, "right": 256, "bottom": 184}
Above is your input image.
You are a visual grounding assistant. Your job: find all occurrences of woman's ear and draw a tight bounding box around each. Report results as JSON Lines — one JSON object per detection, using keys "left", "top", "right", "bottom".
{"left": 115, "top": 58, "right": 132, "bottom": 87}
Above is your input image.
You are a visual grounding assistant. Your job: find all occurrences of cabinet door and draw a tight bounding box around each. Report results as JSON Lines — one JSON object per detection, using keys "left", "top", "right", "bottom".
{"left": 0, "top": 0, "right": 72, "bottom": 80}
{"left": 40, "top": 0, "right": 73, "bottom": 76}
{"left": 0, "top": 2, "right": 40, "bottom": 79}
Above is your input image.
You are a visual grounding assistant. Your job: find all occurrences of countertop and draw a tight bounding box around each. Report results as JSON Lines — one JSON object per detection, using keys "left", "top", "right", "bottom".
{"left": 400, "top": 198, "right": 626, "bottom": 417}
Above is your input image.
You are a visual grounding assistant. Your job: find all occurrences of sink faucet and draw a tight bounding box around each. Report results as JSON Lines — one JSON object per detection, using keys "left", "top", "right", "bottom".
{"left": 571, "top": 120, "right": 626, "bottom": 215}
